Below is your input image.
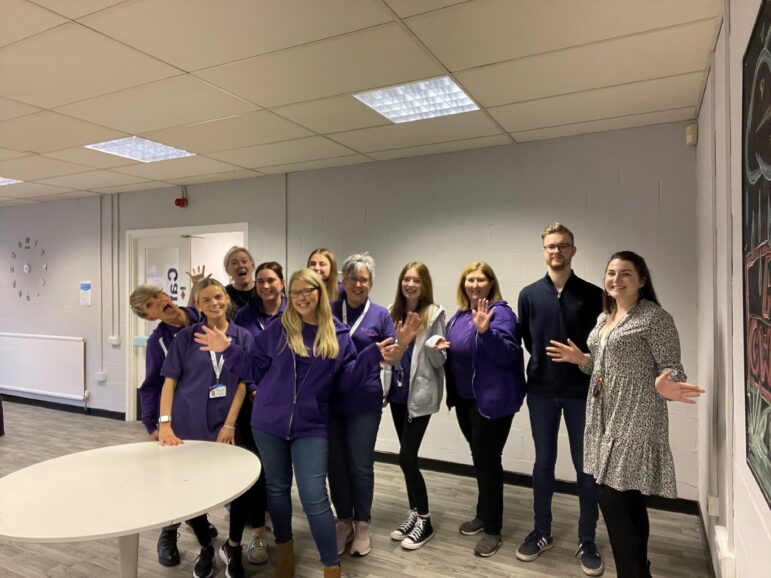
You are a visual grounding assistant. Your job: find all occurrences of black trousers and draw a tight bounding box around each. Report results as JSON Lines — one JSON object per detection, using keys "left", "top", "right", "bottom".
{"left": 454, "top": 397, "right": 513, "bottom": 535}
{"left": 390, "top": 402, "right": 431, "bottom": 515}
{"left": 0, "top": 395, "right": 4, "bottom": 436}
{"left": 232, "top": 397, "right": 267, "bottom": 538}
{"left": 597, "top": 484, "right": 652, "bottom": 578}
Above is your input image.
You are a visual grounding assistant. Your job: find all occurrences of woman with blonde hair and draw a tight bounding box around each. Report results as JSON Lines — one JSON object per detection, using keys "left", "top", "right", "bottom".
{"left": 307, "top": 248, "right": 340, "bottom": 302}
{"left": 443, "top": 261, "right": 526, "bottom": 557}
{"left": 195, "top": 269, "right": 394, "bottom": 578}
{"left": 383, "top": 262, "right": 446, "bottom": 550}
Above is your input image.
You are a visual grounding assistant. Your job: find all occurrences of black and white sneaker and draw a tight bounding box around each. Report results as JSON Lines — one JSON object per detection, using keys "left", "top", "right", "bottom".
{"left": 219, "top": 542, "right": 245, "bottom": 578}
{"left": 193, "top": 544, "right": 215, "bottom": 578}
{"left": 390, "top": 509, "right": 418, "bottom": 541}
{"left": 400, "top": 515, "right": 433, "bottom": 550}
{"left": 515, "top": 529, "right": 554, "bottom": 561}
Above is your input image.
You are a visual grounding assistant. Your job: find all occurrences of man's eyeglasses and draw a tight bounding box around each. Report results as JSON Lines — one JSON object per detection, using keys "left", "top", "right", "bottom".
{"left": 543, "top": 243, "right": 573, "bottom": 252}
{"left": 288, "top": 287, "right": 317, "bottom": 299}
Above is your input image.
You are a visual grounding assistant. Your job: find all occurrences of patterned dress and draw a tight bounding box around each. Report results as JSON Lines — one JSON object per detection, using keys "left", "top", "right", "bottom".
{"left": 581, "top": 299, "right": 686, "bottom": 498}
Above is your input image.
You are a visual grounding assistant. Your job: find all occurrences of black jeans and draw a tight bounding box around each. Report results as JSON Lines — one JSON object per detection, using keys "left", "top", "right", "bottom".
{"left": 454, "top": 397, "right": 513, "bottom": 535}
{"left": 231, "top": 397, "right": 267, "bottom": 540}
{"left": 597, "top": 484, "right": 652, "bottom": 578}
{"left": 390, "top": 402, "right": 431, "bottom": 515}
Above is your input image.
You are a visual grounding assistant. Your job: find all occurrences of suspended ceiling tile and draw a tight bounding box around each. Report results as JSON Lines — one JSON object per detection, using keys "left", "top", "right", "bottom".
{"left": 0, "top": 196, "right": 35, "bottom": 206}
{"left": 92, "top": 181, "right": 172, "bottom": 194}
{"left": 273, "top": 95, "right": 389, "bottom": 134}
{"left": 41, "top": 146, "right": 140, "bottom": 169}
{"left": 0, "top": 0, "right": 66, "bottom": 49}
{"left": 209, "top": 137, "right": 355, "bottom": 169}
{"left": 196, "top": 23, "right": 444, "bottom": 108}
{"left": 35, "top": 190, "right": 101, "bottom": 202}
{"left": 0, "top": 23, "right": 180, "bottom": 108}
{"left": 369, "top": 133, "right": 510, "bottom": 160}
{"left": 165, "top": 169, "right": 263, "bottom": 186}
{"left": 383, "top": 0, "right": 468, "bottom": 18}
{"left": 34, "top": 170, "right": 149, "bottom": 190}
{"left": 328, "top": 111, "right": 503, "bottom": 153}
{"left": 0, "top": 148, "right": 29, "bottom": 161}
{"left": 113, "top": 155, "right": 243, "bottom": 180}
{"left": 56, "top": 75, "right": 258, "bottom": 134}
{"left": 489, "top": 72, "right": 704, "bottom": 132}
{"left": 458, "top": 19, "right": 718, "bottom": 107}
{"left": 0, "top": 111, "right": 126, "bottom": 154}
{"left": 406, "top": 0, "right": 722, "bottom": 71}
{"left": 30, "top": 0, "right": 129, "bottom": 19}
{"left": 0, "top": 155, "right": 91, "bottom": 180}
{"left": 510, "top": 107, "right": 696, "bottom": 142}
{"left": 259, "top": 154, "right": 372, "bottom": 175}
{"left": 0, "top": 96, "right": 40, "bottom": 123}
{"left": 82, "top": 0, "right": 393, "bottom": 71}
{"left": 140, "top": 111, "right": 313, "bottom": 154}
{"left": 0, "top": 181, "right": 76, "bottom": 198}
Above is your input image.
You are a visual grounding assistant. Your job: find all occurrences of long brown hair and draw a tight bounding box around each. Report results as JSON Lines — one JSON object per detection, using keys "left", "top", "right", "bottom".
{"left": 602, "top": 251, "right": 660, "bottom": 314}
{"left": 307, "top": 248, "right": 338, "bottom": 302}
{"left": 390, "top": 261, "right": 435, "bottom": 329}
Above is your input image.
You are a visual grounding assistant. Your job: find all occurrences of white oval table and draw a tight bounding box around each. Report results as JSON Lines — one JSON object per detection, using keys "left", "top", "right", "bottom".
{"left": 0, "top": 441, "right": 261, "bottom": 577}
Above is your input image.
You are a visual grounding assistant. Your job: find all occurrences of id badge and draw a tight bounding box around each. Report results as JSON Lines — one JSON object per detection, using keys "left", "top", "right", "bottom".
{"left": 209, "top": 384, "right": 226, "bottom": 399}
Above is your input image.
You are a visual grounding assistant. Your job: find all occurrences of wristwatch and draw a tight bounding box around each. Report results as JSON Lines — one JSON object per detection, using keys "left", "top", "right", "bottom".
{"left": 158, "top": 415, "right": 172, "bottom": 424}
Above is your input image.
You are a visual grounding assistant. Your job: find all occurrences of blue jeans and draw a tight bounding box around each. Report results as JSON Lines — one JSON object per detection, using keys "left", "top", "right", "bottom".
{"left": 527, "top": 394, "right": 598, "bottom": 543}
{"left": 252, "top": 429, "right": 338, "bottom": 567}
{"left": 328, "top": 410, "right": 382, "bottom": 522}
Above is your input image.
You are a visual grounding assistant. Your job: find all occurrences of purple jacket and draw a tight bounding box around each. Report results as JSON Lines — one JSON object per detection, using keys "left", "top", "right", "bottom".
{"left": 138, "top": 306, "right": 202, "bottom": 434}
{"left": 331, "top": 299, "right": 395, "bottom": 414}
{"left": 161, "top": 321, "right": 254, "bottom": 441}
{"left": 445, "top": 300, "right": 526, "bottom": 419}
{"left": 222, "top": 318, "right": 382, "bottom": 439}
{"left": 234, "top": 297, "right": 287, "bottom": 338}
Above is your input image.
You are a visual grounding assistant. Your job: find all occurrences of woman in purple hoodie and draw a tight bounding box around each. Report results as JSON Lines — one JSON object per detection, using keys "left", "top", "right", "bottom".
{"left": 195, "top": 268, "right": 393, "bottom": 578}
{"left": 442, "top": 261, "right": 526, "bottom": 558}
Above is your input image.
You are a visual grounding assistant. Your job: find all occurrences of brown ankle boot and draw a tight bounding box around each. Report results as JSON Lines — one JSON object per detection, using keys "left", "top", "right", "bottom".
{"left": 273, "top": 539, "right": 294, "bottom": 578}
{"left": 322, "top": 563, "right": 341, "bottom": 578}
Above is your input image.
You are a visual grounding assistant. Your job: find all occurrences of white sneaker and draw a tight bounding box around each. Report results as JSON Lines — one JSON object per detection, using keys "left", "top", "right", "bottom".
{"left": 350, "top": 521, "right": 371, "bottom": 557}
{"left": 246, "top": 528, "right": 268, "bottom": 565}
{"left": 335, "top": 519, "right": 354, "bottom": 556}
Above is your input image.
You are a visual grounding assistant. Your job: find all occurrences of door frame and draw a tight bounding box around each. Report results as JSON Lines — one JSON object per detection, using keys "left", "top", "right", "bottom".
{"left": 125, "top": 222, "right": 248, "bottom": 423}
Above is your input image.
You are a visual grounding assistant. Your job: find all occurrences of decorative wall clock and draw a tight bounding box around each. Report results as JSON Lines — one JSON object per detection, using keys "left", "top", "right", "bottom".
{"left": 9, "top": 237, "right": 47, "bottom": 301}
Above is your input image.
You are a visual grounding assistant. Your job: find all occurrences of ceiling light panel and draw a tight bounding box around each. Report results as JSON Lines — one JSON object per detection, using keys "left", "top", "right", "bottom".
{"left": 354, "top": 76, "right": 479, "bottom": 123}
{"left": 85, "top": 136, "right": 195, "bottom": 163}
{"left": 0, "top": 177, "right": 23, "bottom": 186}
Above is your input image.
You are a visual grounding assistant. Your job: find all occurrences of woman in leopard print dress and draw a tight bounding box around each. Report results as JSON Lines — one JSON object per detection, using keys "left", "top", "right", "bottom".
{"left": 546, "top": 251, "right": 704, "bottom": 578}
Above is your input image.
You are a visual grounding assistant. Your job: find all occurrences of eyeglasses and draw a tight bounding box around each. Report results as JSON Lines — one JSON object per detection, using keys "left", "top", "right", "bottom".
{"left": 344, "top": 277, "right": 370, "bottom": 286}
{"left": 543, "top": 243, "right": 573, "bottom": 252}
{"left": 288, "top": 287, "right": 317, "bottom": 299}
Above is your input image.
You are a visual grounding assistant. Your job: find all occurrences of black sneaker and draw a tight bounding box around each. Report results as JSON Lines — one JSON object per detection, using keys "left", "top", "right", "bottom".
{"left": 576, "top": 541, "right": 604, "bottom": 576}
{"left": 193, "top": 545, "right": 215, "bottom": 578}
{"left": 390, "top": 509, "right": 418, "bottom": 541}
{"left": 186, "top": 518, "right": 218, "bottom": 538}
{"left": 219, "top": 542, "right": 245, "bottom": 578}
{"left": 156, "top": 528, "right": 180, "bottom": 567}
{"left": 400, "top": 515, "right": 434, "bottom": 550}
{"left": 515, "top": 529, "right": 554, "bottom": 561}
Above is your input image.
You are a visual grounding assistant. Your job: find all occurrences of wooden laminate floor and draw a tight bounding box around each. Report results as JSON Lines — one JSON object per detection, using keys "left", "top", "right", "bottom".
{"left": 0, "top": 401, "right": 712, "bottom": 578}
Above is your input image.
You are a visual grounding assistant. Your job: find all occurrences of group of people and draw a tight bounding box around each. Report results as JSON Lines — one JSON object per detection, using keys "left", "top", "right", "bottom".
{"left": 129, "top": 223, "right": 704, "bottom": 578}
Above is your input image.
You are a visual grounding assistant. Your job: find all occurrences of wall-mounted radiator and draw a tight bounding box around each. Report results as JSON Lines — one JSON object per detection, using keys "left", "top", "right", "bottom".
{"left": 0, "top": 333, "right": 86, "bottom": 401}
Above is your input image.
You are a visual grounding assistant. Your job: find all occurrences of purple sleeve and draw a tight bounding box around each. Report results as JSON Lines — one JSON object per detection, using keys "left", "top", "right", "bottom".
{"left": 138, "top": 332, "right": 164, "bottom": 434}
{"left": 381, "top": 309, "right": 396, "bottom": 340}
{"left": 336, "top": 335, "right": 382, "bottom": 392}
{"left": 223, "top": 325, "right": 273, "bottom": 386}
{"left": 477, "top": 304, "right": 522, "bottom": 365}
{"left": 160, "top": 329, "right": 188, "bottom": 381}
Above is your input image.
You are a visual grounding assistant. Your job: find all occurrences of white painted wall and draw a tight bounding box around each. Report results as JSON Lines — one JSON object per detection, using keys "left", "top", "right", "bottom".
{"left": 0, "top": 123, "right": 700, "bottom": 498}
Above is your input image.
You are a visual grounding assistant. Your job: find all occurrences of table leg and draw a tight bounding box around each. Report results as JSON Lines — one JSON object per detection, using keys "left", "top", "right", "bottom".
{"left": 117, "top": 533, "right": 139, "bottom": 578}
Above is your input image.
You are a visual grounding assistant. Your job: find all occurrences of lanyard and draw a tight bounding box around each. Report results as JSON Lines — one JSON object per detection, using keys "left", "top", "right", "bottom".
{"left": 342, "top": 299, "right": 370, "bottom": 336}
{"left": 209, "top": 351, "right": 225, "bottom": 383}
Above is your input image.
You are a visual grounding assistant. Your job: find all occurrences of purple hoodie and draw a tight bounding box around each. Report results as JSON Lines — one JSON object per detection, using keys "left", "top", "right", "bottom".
{"left": 138, "top": 306, "right": 202, "bottom": 434}
{"left": 330, "top": 298, "right": 395, "bottom": 414}
{"left": 222, "top": 318, "right": 382, "bottom": 439}
{"left": 445, "top": 300, "right": 526, "bottom": 419}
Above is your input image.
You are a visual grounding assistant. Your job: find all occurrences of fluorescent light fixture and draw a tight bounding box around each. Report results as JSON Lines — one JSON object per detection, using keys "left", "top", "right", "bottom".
{"left": 85, "top": 136, "right": 195, "bottom": 163}
{"left": 353, "top": 76, "right": 479, "bottom": 123}
{"left": 0, "top": 177, "right": 22, "bottom": 186}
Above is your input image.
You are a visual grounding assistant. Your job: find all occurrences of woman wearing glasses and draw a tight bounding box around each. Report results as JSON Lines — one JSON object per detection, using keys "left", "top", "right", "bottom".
{"left": 547, "top": 251, "right": 704, "bottom": 578}
{"left": 442, "top": 261, "right": 526, "bottom": 557}
{"left": 195, "top": 269, "right": 394, "bottom": 578}
{"left": 328, "top": 253, "right": 395, "bottom": 557}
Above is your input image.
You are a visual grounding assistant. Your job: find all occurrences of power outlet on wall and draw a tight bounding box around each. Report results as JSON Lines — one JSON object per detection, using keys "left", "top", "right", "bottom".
{"left": 108, "top": 336, "right": 120, "bottom": 346}
{"left": 95, "top": 371, "right": 107, "bottom": 383}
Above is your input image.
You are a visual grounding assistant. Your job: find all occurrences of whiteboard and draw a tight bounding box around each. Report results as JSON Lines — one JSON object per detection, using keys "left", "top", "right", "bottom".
{"left": 0, "top": 333, "right": 86, "bottom": 401}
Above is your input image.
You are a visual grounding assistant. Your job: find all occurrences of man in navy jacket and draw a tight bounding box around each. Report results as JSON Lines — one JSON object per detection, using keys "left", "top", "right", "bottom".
{"left": 515, "top": 224, "right": 604, "bottom": 577}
